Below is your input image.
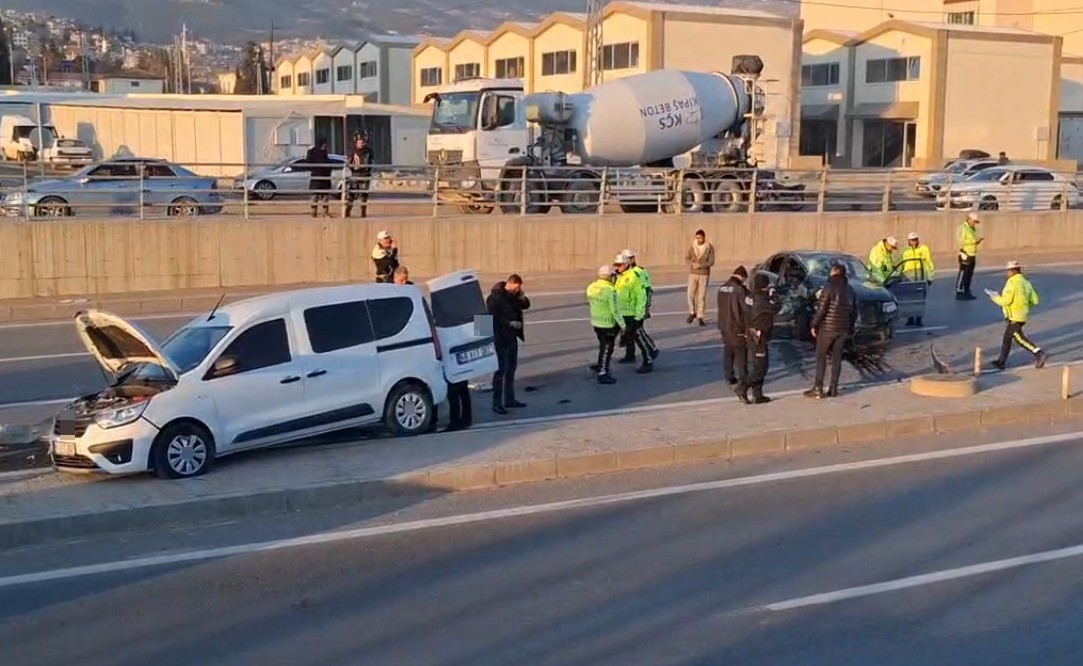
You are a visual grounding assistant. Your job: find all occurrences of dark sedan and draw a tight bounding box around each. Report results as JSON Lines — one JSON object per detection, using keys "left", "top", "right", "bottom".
{"left": 753, "top": 250, "right": 927, "bottom": 343}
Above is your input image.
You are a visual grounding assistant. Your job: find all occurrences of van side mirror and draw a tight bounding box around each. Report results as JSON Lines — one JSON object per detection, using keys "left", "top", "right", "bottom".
{"left": 207, "top": 355, "right": 239, "bottom": 379}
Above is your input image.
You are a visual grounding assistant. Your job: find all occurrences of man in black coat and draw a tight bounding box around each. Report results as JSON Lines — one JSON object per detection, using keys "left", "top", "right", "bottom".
{"left": 743, "top": 273, "right": 781, "bottom": 404}
{"left": 717, "top": 265, "right": 750, "bottom": 402}
{"left": 806, "top": 262, "right": 858, "bottom": 399}
{"left": 345, "top": 131, "right": 373, "bottom": 218}
{"left": 486, "top": 274, "right": 530, "bottom": 415}
{"left": 305, "top": 139, "right": 334, "bottom": 218}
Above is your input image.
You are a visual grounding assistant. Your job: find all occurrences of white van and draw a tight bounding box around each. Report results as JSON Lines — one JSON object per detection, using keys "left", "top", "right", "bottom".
{"left": 0, "top": 115, "right": 59, "bottom": 161}
{"left": 51, "top": 277, "right": 497, "bottom": 479}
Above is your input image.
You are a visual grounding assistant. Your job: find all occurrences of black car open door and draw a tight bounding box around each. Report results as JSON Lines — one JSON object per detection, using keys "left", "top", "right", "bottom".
{"left": 884, "top": 259, "right": 929, "bottom": 321}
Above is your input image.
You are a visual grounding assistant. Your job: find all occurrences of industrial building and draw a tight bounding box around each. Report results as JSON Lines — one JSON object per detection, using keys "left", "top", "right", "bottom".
{"left": 413, "top": 1, "right": 804, "bottom": 167}
{"left": 800, "top": 20, "right": 1062, "bottom": 168}
{"left": 0, "top": 92, "right": 428, "bottom": 176}
{"left": 273, "top": 35, "right": 419, "bottom": 105}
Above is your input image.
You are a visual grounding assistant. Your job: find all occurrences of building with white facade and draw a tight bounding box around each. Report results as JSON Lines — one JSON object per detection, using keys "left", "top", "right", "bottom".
{"left": 274, "top": 35, "right": 419, "bottom": 105}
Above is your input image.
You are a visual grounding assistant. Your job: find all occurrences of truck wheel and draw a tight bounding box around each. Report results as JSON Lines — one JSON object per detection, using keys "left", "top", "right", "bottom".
{"left": 708, "top": 180, "right": 744, "bottom": 213}
{"left": 562, "top": 178, "right": 601, "bottom": 214}
{"left": 497, "top": 169, "right": 548, "bottom": 215}
{"left": 458, "top": 204, "right": 493, "bottom": 215}
{"left": 667, "top": 176, "right": 708, "bottom": 213}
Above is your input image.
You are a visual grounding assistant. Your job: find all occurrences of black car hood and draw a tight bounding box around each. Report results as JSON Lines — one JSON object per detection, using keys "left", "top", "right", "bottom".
{"left": 807, "top": 275, "right": 893, "bottom": 301}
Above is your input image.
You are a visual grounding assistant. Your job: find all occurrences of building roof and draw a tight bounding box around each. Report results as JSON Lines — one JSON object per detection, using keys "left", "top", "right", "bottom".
{"left": 852, "top": 19, "right": 1058, "bottom": 45}
{"left": 276, "top": 34, "right": 422, "bottom": 66}
{"left": 611, "top": 1, "right": 787, "bottom": 20}
{"left": 803, "top": 28, "right": 859, "bottom": 45}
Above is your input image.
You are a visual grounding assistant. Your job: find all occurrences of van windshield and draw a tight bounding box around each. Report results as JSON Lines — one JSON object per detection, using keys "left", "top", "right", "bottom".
{"left": 161, "top": 325, "right": 233, "bottom": 373}
{"left": 13, "top": 125, "right": 59, "bottom": 148}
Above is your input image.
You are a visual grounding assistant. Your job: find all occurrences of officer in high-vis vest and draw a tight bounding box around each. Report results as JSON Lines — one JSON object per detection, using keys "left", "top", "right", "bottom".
{"left": 989, "top": 259, "right": 1047, "bottom": 370}
{"left": 615, "top": 254, "right": 654, "bottom": 374}
{"left": 586, "top": 264, "right": 625, "bottom": 385}
{"left": 956, "top": 212, "right": 983, "bottom": 300}
{"left": 901, "top": 231, "right": 935, "bottom": 327}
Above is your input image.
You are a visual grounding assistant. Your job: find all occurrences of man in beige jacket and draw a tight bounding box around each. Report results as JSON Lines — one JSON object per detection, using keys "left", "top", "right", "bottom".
{"left": 685, "top": 229, "right": 715, "bottom": 326}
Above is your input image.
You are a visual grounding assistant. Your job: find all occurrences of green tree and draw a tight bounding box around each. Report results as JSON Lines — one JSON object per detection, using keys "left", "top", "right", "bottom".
{"left": 233, "top": 41, "right": 269, "bottom": 94}
{"left": 0, "top": 18, "right": 12, "bottom": 85}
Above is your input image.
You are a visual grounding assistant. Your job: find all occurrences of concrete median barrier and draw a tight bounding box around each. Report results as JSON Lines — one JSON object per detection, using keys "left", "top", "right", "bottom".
{"left": 2, "top": 210, "right": 1083, "bottom": 299}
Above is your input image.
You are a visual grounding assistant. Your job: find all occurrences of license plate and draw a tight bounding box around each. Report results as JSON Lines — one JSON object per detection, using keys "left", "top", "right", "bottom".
{"left": 54, "top": 439, "right": 76, "bottom": 457}
{"left": 456, "top": 344, "right": 495, "bottom": 365}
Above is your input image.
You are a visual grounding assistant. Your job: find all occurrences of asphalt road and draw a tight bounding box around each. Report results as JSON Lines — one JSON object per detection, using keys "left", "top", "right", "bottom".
{"left": 5, "top": 422, "right": 1083, "bottom": 665}
{"left": 2, "top": 253, "right": 1082, "bottom": 429}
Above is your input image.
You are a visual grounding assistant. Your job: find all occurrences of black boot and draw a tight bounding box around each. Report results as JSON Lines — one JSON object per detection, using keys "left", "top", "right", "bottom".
{"left": 804, "top": 387, "right": 825, "bottom": 400}
{"left": 752, "top": 386, "right": 771, "bottom": 404}
{"left": 635, "top": 362, "right": 653, "bottom": 374}
{"left": 827, "top": 384, "right": 840, "bottom": 398}
{"left": 589, "top": 363, "right": 601, "bottom": 372}
{"left": 618, "top": 354, "right": 636, "bottom": 365}
{"left": 1036, "top": 351, "right": 1048, "bottom": 369}
{"left": 915, "top": 317, "right": 924, "bottom": 327}
{"left": 734, "top": 384, "right": 751, "bottom": 405}
{"left": 492, "top": 402, "right": 507, "bottom": 415}
{"left": 597, "top": 373, "right": 616, "bottom": 385}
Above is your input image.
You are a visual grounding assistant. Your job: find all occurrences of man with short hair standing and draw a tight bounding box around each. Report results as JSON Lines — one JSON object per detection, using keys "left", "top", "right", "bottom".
{"left": 956, "top": 212, "right": 983, "bottom": 300}
{"left": 806, "top": 262, "right": 857, "bottom": 400}
{"left": 486, "top": 274, "right": 530, "bottom": 414}
{"left": 685, "top": 229, "right": 715, "bottom": 326}
{"left": 304, "top": 138, "right": 334, "bottom": 218}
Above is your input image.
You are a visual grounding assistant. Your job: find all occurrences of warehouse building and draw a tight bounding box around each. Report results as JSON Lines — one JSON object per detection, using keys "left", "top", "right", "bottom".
{"left": 799, "top": 20, "right": 1062, "bottom": 168}
{"left": 273, "top": 35, "right": 419, "bottom": 105}
{"left": 413, "top": 1, "right": 804, "bottom": 166}
{"left": 0, "top": 92, "right": 428, "bottom": 176}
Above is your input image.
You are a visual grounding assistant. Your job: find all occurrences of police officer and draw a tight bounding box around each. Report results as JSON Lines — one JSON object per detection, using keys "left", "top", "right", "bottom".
{"left": 868, "top": 236, "right": 899, "bottom": 283}
{"left": 990, "top": 259, "right": 1047, "bottom": 370}
{"left": 742, "top": 273, "right": 781, "bottom": 404}
{"left": 344, "top": 130, "right": 373, "bottom": 218}
{"left": 586, "top": 264, "right": 625, "bottom": 384}
{"left": 901, "top": 231, "right": 935, "bottom": 327}
{"left": 956, "top": 212, "right": 983, "bottom": 300}
{"left": 615, "top": 254, "right": 653, "bottom": 374}
{"left": 620, "top": 249, "right": 660, "bottom": 362}
{"left": 717, "top": 265, "right": 750, "bottom": 402}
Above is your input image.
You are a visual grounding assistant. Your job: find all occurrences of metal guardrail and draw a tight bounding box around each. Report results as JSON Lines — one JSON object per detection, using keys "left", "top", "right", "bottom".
{"left": 0, "top": 160, "right": 1079, "bottom": 220}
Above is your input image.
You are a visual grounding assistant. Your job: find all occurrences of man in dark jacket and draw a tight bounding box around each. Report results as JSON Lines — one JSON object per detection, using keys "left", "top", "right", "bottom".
{"left": 345, "top": 131, "right": 373, "bottom": 218}
{"left": 717, "top": 265, "right": 750, "bottom": 401}
{"left": 305, "top": 139, "right": 334, "bottom": 218}
{"left": 372, "top": 230, "right": 399, "bottom": 283}
{"left": 486, "top": 274, "right": 530, "bottom": 415}
{"left": 743, "top": 273, "right": 781, "bottom": 404}
{"left": 806, "top": 262, "right": 858, "bottom": 399}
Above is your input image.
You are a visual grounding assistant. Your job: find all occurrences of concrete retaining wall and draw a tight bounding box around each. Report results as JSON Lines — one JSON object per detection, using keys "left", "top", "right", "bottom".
{"left": 3, "top": 211, "right": 1082, "bottom": 299}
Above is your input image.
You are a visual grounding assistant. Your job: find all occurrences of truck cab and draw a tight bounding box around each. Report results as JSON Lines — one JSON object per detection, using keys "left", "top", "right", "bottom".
{"left": 423, "top": 78, "right": 530, "bottom": 212}
{"left": 1, "top": 115, "right": 60, "bottom": 161}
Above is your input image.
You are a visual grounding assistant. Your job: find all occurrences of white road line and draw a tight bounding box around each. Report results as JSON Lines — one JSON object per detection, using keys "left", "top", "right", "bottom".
{"left": 0, "top": 352, "right": 85, "bottom": 365}
{"left": 756, "top": 542, "right": 1083, "bottom": 613}
{"left": 1, "top": 429, "right": 1080, "bottom": 590}
{"left": 0, "top": 397, "right": 71, "bottom": 410}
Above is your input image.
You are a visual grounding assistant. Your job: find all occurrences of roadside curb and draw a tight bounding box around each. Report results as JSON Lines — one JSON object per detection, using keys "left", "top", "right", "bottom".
{"left": 2, "top": 395, "right": 1081, "bottom": 549}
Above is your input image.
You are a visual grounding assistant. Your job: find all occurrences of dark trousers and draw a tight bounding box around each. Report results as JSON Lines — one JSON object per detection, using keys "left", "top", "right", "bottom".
{"left": 814, "top": 332, "right": 847, "bottom": 391}
{"left": 492, "top": 340, "right": 519, "bottom": 407}
{"left": 722, "top": 335, "right": 748, "bottom": 385}
{"left": 309, "top": 179, "right": 332, "bottom": 214}
{"left": 344, "top": 179, "right": 370, "bottom": 217}
{"left": 594, "top": 326, "right": 619, "bottom": 376}
{"left": 998, "top": 321, "right": 1041, "bottom": 364}
{"left": 747, "top": 341, "right": 770, "bottom": 392}
{"left": 447, "top": 380, "right": 472, "bottom": 427}
{"left": 622, "top": 316, "right": 653, "bottom": 362}
{"left": 956, "top": 255, "right": 976, "bottom": 295}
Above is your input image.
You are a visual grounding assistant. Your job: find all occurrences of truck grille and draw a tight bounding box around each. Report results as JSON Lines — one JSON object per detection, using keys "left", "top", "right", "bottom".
{"left": 427, "top": 149, "right": 463, "bottom": 165}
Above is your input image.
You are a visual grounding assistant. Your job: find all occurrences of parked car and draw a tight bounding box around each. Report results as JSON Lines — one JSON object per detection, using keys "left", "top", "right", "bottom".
{"left": 234, "top": 154, "right": 347, "bottom": 200}
{"left": 50, "top": 271, "right": 498, "bottom": 478}
{"left": 935, "top": 165, "right": 1080, "bottom": 211}
{"left": 753, "top": 251, "right": 926, "bottom": 343}
{"left": 1, "top": 158, "right": 225, "bottom": 218}
{"left": 915, "top": 158, "right": 1000, "bottom": 198}
{"left": 42, "top": 137, "right": 94, "bottom": 167}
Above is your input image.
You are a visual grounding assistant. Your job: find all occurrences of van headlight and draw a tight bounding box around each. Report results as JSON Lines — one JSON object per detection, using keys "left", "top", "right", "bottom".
{"left": 882, "top": 301, "right": 898, "bottom": 314}
{"left": 94, "top": 401, "right": 149, "bottom": 429}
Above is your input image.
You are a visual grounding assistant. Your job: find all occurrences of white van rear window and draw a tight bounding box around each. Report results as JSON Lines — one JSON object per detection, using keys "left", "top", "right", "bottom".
{"left": 431, "top": 281, "right": 486, "bottom": 328}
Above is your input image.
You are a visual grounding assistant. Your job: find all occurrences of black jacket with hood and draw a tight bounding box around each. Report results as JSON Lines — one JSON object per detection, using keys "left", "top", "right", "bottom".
{"left": 486, "top": 282, "right": 531, "bottom": 347}
{"left": 717, "top": 275, "right": 749, "bottom": 341}
{"left": 811, "top": 273, "right": 858, "bottom": 337}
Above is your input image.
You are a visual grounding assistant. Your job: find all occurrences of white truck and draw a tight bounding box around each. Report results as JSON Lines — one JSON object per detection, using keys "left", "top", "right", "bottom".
{"left": 422, "top": 55, "right": 798, "bottom": 214}
{"left": 0, "top": 115, "right": 60, "bottom": 162}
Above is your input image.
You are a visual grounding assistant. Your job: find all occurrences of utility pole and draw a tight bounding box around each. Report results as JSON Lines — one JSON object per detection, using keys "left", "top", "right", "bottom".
{"left": 584, "top": 0, "right": 604, "bottom": 88}
{"left": 182, "top": 23, "right": 191, "bottom": 94}
{"left": 81, "top": 32, "right": 91, "bottom": 91}
{"left": 269, "top": 21, "right": 276, "bottom": 94}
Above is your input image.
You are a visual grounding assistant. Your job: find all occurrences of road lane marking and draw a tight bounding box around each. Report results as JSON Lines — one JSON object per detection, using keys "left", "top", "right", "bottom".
{"left": 1, "top": 429, "right": 1080, "bottom": 590}
{"left": 0, "top": 352, "right": 86, "bottom": 365}
{"left": 755, "top": 542, "right": 1083, "bottom": 613}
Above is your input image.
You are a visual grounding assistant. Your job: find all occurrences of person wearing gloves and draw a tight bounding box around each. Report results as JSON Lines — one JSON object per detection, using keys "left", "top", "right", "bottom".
{"left": 586, "top": 264, "right": 625, "bottom": 385}
{"left": 614, "top": 254, "right": 654, "bottom": 374}
{"left": 372, "top": 230, "right": 399, "bottom": 283}
{"left": 486, "top": 274, "right": 531, "bottom": 414}
{"left": 742, "top": 273, "right": 781, "bottom": 405}
{"left": 868, "top": 236, "right": 899, "bottom": 283}
{"left": 989, "top": 259, "right": 1047, "bottom": 370}
{"left": 620, "top": 249, "right": 660, "bottom": 361}
{"left": 805, "top": 262, "right": 858, "bottom": 400}
{"left": 685, "top": 230, "right": 715, "bottom": 326}
{"left": 901, "top": 231, "right": 935, "bottom": 327}
{"left": 956, "top": 212, "right": 983, "bottom": 300}
{"left": 717, "top": 265, "right": 750, "bottom": 398}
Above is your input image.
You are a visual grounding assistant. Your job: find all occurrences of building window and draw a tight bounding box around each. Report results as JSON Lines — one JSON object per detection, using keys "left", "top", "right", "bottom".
{"left": 866, "top": 56, "right": 920, "bottom": 83}
{"left": 494, "top": 56, "right": 525, "bottom": 79}
{"left": 602, "top": 42, "right": 639, "bottom": 71}
{"left": 359, "top": 60, "right": 378, "bottom": 78}
{"left": 947, "top": 11, "right": 976, "bottom": 25}
{"left": 336, "top": 65, "right": 353, "bottom": 81}
{"left": 297, "top": 72, "right": 310, "bottom": 87}
{"left": 454, "top": 62, "right": 481, "bottom": 80}
{"left": 801, "top": 62, "right": 840, "bottom": 87}
{"left": 280, "top": 75, "right": 292, "bottom": 89}
{"left": 315, "top": 68, "right": 330, "bottom": 85}
{"left": 130, "top": 81, "right": 140, "bottom": 87}
{"left": 420, "top": 67, "right": 443, "bottom": 87}
{"left": 541, "top": 50, "right": 577, "bottom": 76}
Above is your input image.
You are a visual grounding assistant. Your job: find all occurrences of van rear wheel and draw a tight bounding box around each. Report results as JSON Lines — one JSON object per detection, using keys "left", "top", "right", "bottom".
{"left": 385, "top": 382, "right": 433, "bottom": 436}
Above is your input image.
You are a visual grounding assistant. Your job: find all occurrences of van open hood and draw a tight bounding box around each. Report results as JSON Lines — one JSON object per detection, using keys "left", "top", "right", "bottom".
{"left": 74, "top": 310, "right": 180, "bottom": 381}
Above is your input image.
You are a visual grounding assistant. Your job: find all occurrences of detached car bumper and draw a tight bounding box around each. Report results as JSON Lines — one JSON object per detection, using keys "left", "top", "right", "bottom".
{"left": 50, "top": 416, "right": 160, "bottom": 475}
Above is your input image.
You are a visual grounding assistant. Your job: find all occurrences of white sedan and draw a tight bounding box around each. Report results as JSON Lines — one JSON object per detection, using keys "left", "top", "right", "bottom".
{"left": 936, "top": 165, "right": 1080, "bottom": 212}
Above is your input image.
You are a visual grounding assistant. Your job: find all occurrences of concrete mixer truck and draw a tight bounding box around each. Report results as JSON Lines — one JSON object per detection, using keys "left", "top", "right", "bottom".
{"left": 423, "top": 55, "right": 783, "bottom": 214}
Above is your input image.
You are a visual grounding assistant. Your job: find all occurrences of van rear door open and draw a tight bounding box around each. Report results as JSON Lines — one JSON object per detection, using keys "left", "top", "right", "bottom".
{"left": 426, "top": 270, "right": 499, "bottom": 383}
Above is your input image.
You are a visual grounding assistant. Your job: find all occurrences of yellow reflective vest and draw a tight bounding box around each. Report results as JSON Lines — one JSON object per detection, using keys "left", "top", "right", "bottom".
{"left": 615, "top": 269, "right": 645, "bottom": 319}
{"left": 992, "top": 272, "right": 1040, "bottom": 323}
{"left": 868, "top": 242, "right": 897, "bottom": 282}
{"left": 586, "top": 278, "right": 624, "bottom": 329}
{"left": 901, "top": 244, "right": 935, "bottom": 281}
{"left": 957, "top": 222, "right": 981, "bottom": 257}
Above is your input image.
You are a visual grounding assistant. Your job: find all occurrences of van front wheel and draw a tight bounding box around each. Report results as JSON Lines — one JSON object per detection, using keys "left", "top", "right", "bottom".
{"left": 385, "top": 382, "right": 433, "bottom": 436}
